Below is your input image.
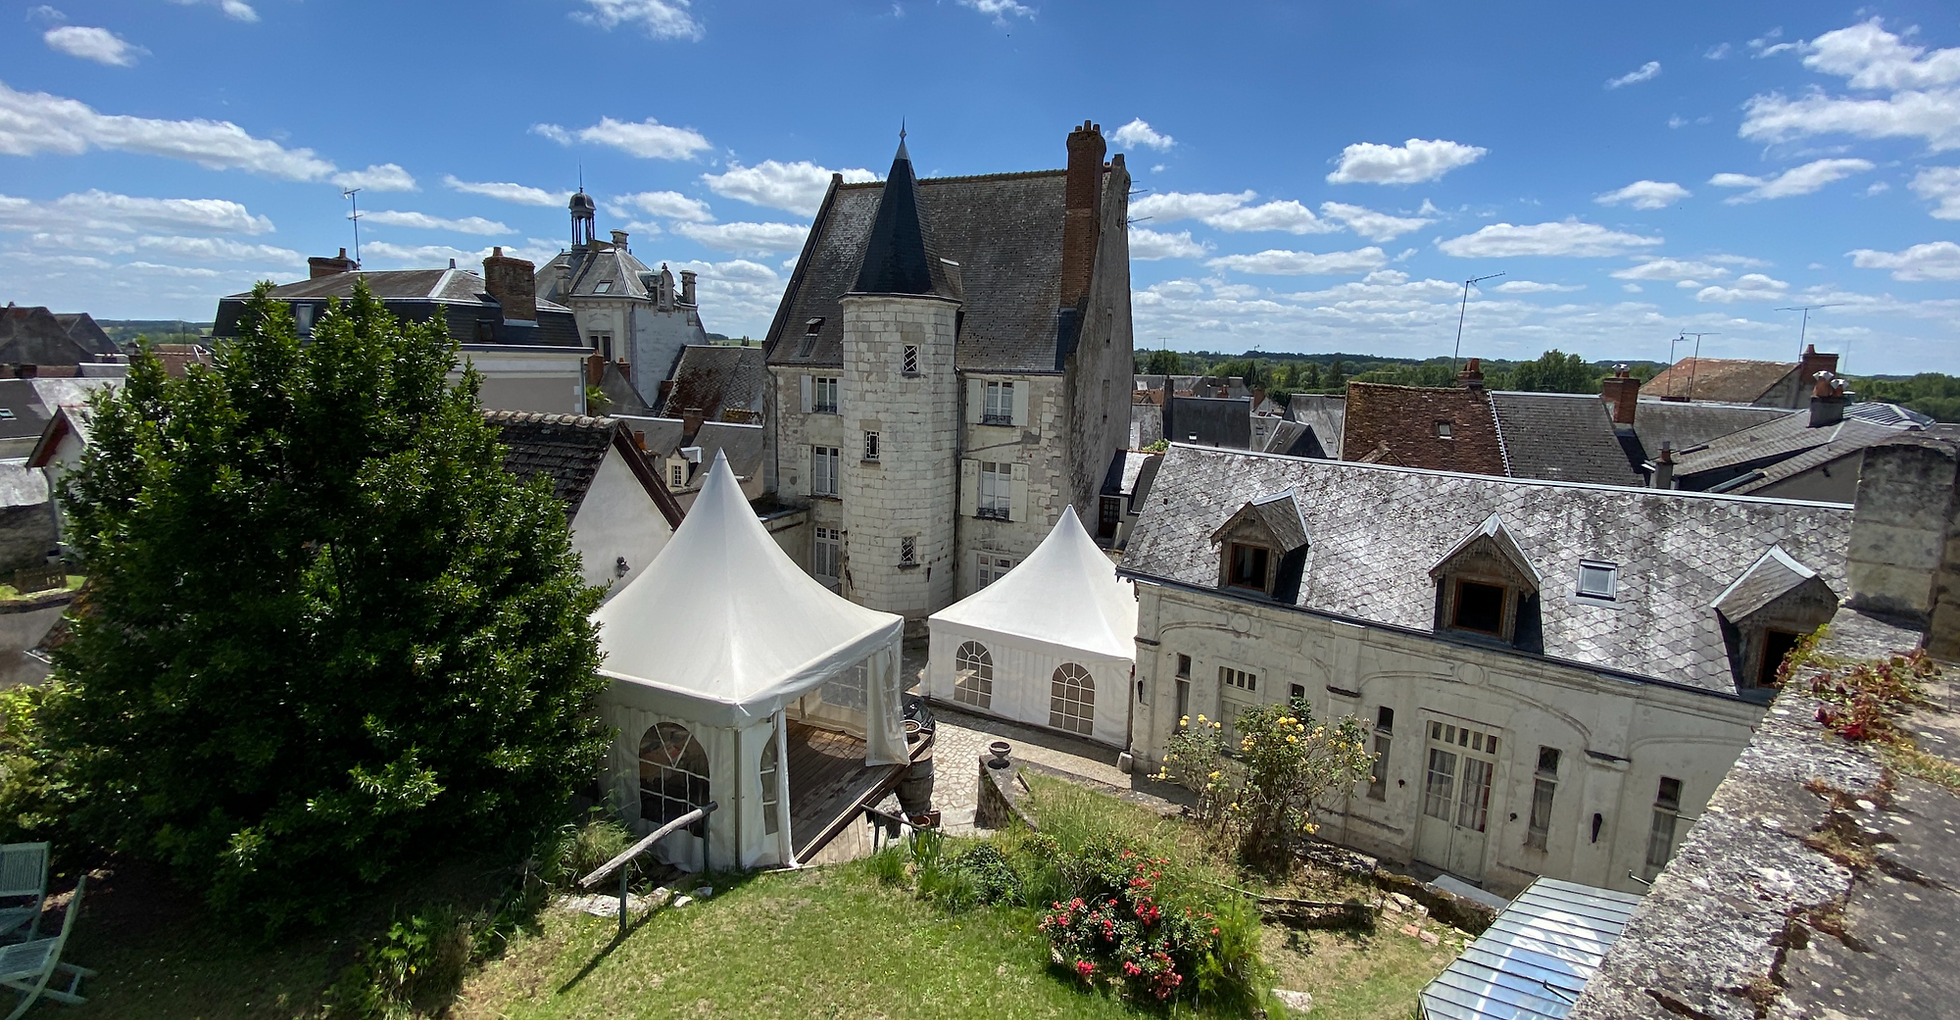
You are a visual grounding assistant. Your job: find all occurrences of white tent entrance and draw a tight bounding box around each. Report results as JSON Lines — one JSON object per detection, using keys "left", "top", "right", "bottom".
{"left": 925, "top": 506, "right": 1137, "bottom": 748}
{"left": 594, "top": 452, "right": 911, "bottom": 870}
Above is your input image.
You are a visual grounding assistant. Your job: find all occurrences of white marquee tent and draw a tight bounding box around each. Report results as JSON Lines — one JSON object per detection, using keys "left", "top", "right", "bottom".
{"left": 925, "top": 506, "right": 1137, "bottom": 747}
{"left": 593, "top": 451, "right": 906, "bottom": 870}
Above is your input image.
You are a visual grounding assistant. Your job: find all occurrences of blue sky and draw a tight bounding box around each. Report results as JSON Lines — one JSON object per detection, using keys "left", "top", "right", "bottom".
{"left": 5, "top": 1, "right": 1958, "bottom": 374}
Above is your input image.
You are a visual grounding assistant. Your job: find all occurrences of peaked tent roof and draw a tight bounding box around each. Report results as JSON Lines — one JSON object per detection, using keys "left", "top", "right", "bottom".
{"left": 930, "top": 505, "right": 1137, "bottom": 660}
{"left": 593, "top": 451, "right": 904, "bottom": 726}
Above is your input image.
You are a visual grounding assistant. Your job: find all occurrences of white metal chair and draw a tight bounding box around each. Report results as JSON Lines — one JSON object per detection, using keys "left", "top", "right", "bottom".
{"left": 0, "top": 875, "right": 91, "bottom": 1020}
{"left": 0, "top": 845, "right": 49, "bottom": 943}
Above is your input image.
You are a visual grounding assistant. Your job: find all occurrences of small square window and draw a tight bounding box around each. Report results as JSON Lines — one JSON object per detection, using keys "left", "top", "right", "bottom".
{"left": 805, "top": 317, "right": 824, "bottom": 335}
{"left": 1435, "top": 420, "right": 1453, "bottom": 439}
{"left": 863, "top": 431, "right": 880, "bottom": 462}
{"left": 1175, "top": 654, "right": 1191, "bottom": 679}
{"left": 1577, "top": 561, "right": 1618, "bottom": 600}
{"left": 1537, "top": 746, "right": 1561, "bottom": 777}
{"left": 594, "top": 281, "right": 613, "bottom": 293}
{"left": 1376, "top": 706, "right": 1394, "bottom": 733}
{"left": 899, "top": 536, "right": 918, "bottom": 566}
{"left": 902, "top": 345, "right": 920, "bottom": 375}
{"left": 1656, "top": 776, "right": 1683, "bottom": 812}
{"left": 1227, "top": 543, "right": 1270, "bottom": 590}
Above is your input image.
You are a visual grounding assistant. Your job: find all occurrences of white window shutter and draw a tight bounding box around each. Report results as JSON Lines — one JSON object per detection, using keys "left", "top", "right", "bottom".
{"left": 1011, "top": 379, "right": 1030, "bottom": 426}
{"left": 966, "top": 379, "right": 984, "bottom": 424}
{"left": 799, "top": 374, "right": 813, "bottom": 413}
{"left": 1009, "top": 462, "right": 1029, "bottom": 522}
{"left": 960, "top": 459, "right": 979, "bottom": 517}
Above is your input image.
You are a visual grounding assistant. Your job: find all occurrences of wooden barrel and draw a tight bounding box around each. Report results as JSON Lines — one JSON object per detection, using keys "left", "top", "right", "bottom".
{"left": 896, "top": 756, "right": 936, "bottom": 817}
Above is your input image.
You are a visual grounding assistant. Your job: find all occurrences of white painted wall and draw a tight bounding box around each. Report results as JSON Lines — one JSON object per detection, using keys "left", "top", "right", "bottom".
{"left": 457, "top": 348, "right": 587, "bottom": 415}
{"left": 1130, "top": 580, "right": 1763, "bottom": 897}
{"left": 570, "top": 447, "right": 673, "bottom": 598}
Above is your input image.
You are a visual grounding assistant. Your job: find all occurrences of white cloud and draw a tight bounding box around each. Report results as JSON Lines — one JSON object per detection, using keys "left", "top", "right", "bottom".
{"left": 1707, "top": 253, "right": 1773, "bottom": 267}
{"left": 1112, "top": 119, "right": 1174, "bottom": 151}
{"left": 1708, "top": 158, "right": 1874, "bottom": 202}
{"left": 128, "top": 235, "right": 301, "bottom": 264}
{"left": 332, "top": 163, "right": 416, "bottom": 192}
{"left": 362, "top": 239, "right": 559, "bottom": 270}
{"left": 362, "top": 210, "right": 510, "bottom": 235}
{"left": 44, "top": 25, "right": 142, "bottom": 66}
{"left": 1317, "top": 202, "right": 1431, "bottom": 241}
{"left": 615, "top": 190, "right": 714, "bottom": 222}
{"left": 1695, "top": 273, "right": 1790, "bottom": 302}
{"left": 1849, "top": 241, "right": 1960, "bottom": 281}
{"left": 1741, "top": 89, "right": 1960, "bottom": 151}
{"left": 1612, "top": 258, "right": 1732, "bottom": 281}
{"left": 1326, "top": 138, "right": 1486, "bottom": 184}
{"left": 1127, "top": 228, "right": 1208, "bottom": 261}
{"left": 959, "top": 0, "right": 1034, "bottom": 23}
{"left": 568, "top": 0, "right": 703, "bottom": 41}
{"left": 0, "top": 190, "right": 273, "bottom": 235}
{"left": 1207, "top": 247, "right": 1389, "bottom": 275}
{"left": 671, "top": 220, "right": 809, "bottom": 255}
{"left": 0, "top": 81, "right": 334, "bottom": 179}
{"left": 1129, "top": 190, "right": 1256, "bottom": 223}
{"left": 1595, "top": 180, "right": 1691, "bottom": 209}
{"left": 442, "top": 176, "right": 569, "bottom": 207}
{"left": 1802, "top": 19, "right": 1960, "bottom": 90}
{"left": 1706, "top": 43, "right": 1732, "bottom": 60}
{"left": 532, "top": 116, "right": 712, "bottom": 160}
{"left": 1437, "top": 219, "right": 1662, "bottom": 258}
{"left": 1493, "top": 280, "right": 1584, "bottom": 293}
{"left": 168, "top": 0, "right": 258, "bottom": 23}
{"left": 1605, "top": 61, "right": 1661, "bottom": 89}
{"left": 700, "top": 160, "right": 876, "bottom": 216}
{"left": 1910, "top": 166, "right": 1960, "bottom": 218}
{"left": 1622, "top": 283, "right": 1643, "bottom": 293}
{"left": 1202, "top": 200, "right": 1340, "bottom": 235}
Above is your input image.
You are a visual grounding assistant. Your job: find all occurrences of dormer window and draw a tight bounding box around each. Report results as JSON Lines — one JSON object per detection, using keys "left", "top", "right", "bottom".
{"left": 1211, "top": 489, "right": 1310, "bottom": 599}
{"left": 1430, "top": 514, "right": 1541, "bottom": 645}
{"left": 1227, "top": 544, "right": 1270, "bottom": 590}
{"left": 1452, "top": 580, "right": 1507, "bottom": 633}
{"left": 1577, "top": 560, "right": 1618, "bottom": 600}
{"left": 1713, "top": 546, "right": 1839, "bottom": 698}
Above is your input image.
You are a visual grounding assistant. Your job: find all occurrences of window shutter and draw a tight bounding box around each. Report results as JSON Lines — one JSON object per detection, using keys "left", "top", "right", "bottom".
{"left": 1011, "top": 379, "right": 1030, "bottom": 426}
{"left": 966, "top": 379, "right": 984, "bottom": 424}
{"left": 1009, "top": 462, "right": 1029, "bottom": 522}
{"left": 799, "top": 375, "right": 813, "bottom": 413}
{"left": 960, "top": 459, "right": 979, "bottom": 517}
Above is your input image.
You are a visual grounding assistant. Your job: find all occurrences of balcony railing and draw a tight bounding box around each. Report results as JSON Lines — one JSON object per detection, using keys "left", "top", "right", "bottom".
{"left": 979, "top": 413, "right": 1013, "bottom": 426}
{"left": 975, "top": 506, "right": 1010, "bottom": 521}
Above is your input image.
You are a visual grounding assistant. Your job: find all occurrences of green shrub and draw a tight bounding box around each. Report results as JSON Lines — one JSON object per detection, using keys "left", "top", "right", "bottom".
{"left": 327, "top": 906, "right": 475, "bottom": 1019}
{"left": 549, "top": 817, "right": 631, "bottom": 889}
{"left": 950, "top": 841, "right": 1016, "bottom": 905}
{"left": 866, "top": 845, "right": 906, "bottom": 886}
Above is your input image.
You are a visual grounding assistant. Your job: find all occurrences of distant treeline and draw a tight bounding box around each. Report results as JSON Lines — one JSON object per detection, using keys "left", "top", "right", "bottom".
{"left": 1850, "top": 374, "right": 1960, "bottom": 422}
{"left": 1134, "top": 349, "right": 1666, "bottom": 403}
{"left": 97, "top": 320, "right": 213, "bottom": 347}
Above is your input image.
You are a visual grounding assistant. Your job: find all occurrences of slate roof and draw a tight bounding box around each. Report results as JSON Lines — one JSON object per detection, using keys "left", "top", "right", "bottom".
{"left": 1214, "top": 489, "right": 1310, "bottom": 553}
{"left": 1624, "top": 399, "right": 1786, "bottom": 457}
{"left": 0, "top": 306, "right": 120, "bottom": 365}
{"left": 0, "top": 378, "right": 118, "bottom": 446}
{"left": 1287, "top": 393, "right": 1346, "bottom": 459}
{"left": 1673, "top": 402, "right": 1929, "bottom": 494}
{"left": 1260, "top": 419, "right": 1327, "bottom": 458}
{"left": 767, "top": 168, "right": 1091, "bottom": 372}
{"left": 488, "top": 410, "right": 684, "bottom": 527}
{"left": 1344, "top": 383, "right": 1507, "bottom": 476}
{"left": 1490, "top": 392, "right": 1645, "bottom": 486}
{"left": 853, "top": 139, "right": 960, "bottom": 299}
{"left": 1645, "top": 358, "right": 1794, "bottom": 404}
{"left": 1164, "top": 396, "right": 1251, "bottom": 448}
{"left": 1121, "top": 445, "right": 1854, "bottom": 694}
{"left": 214, "top": 270, "right": 581, "bottom": 348}
{"left": 536, "top": 241, "right": 657, "bottom": 306}
{"left": 688, "top": 421, "right": 765, "bottom": 484}
{"left": 1712, "top": 546, "right": 1821, "bottom": 621}
{"left": 658, "top": 346, "right": 767, "bottom": 423}
{"left": 613, "top": 415, "right": 688, "bottom": 458}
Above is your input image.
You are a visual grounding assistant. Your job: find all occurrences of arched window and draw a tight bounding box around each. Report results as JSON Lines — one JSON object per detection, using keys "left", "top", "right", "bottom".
{"left": 1049, "top": 663, "right": 1095, "bottom": 736}
{"left": 954, "top": 641, "right": 993, "bottom": 710}
{"left": 640, "top": 722, "right": 709, "bottom": 833}
{"left": 760, "top": 738, "right": 780, "bottom": 836}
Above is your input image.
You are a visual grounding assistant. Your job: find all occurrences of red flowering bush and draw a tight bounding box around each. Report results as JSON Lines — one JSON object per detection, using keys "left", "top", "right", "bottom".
{"left": 1037, "top": 848, "right": 1215, "bottom": 1002}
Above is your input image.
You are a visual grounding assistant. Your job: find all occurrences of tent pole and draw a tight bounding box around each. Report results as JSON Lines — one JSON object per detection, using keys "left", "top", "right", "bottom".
{"left": 776, "top": 710, "right": 798, "bottom": 867}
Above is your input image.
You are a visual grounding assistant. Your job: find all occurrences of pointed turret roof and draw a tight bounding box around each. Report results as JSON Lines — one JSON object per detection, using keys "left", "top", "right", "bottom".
{"left": 851, "top": 134, "right": 958, "bottom": 298}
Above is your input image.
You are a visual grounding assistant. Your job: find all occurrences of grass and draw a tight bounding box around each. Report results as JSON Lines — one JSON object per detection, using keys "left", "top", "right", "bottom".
{"left": 0, "top": 576, "right": 83, "bottom": 602}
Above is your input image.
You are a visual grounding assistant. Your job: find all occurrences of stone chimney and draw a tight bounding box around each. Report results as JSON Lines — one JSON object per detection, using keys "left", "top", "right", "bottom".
{"left": 1847, "top": 436, "right": 1960, "bottom": 656}
{"left": 1797, "top": 343, "right": 1839, "bottom": 385}
{"left": 680, "top": 269, "right": 697, "bottom": 306}
{"left": 1059, "top": 120, "right": 1106, "bottom": 309}
{"left": 308, "top": 247, "right": 358, "bottom": 279}
{"left": 1458, "top": 358, "right": 1485, "bottom": 391}
{"left": 1652, "top": 442, "right": 1674, "bottom": 489}
{"left": 1600, "top": 364, "right": 1641, "bottom": 426}
{"left": 482, "top": 246, "right": 537, "bottom": 322}
{"left": 1809, "top": 371, "right": 1848, "bottom": 427}
{"left": 610, "top": 230, "right": 629, "bottom": 250}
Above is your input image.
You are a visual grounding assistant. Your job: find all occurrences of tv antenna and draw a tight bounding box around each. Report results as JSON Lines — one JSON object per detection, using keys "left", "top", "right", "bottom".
{"left": 342, "top": 187, "right": 363, "bottom": 266}
{"left": 1452, "top": 272, "right": 1505, "bottom": 371}
{"left": 1774, "top": 304, "right": 1844, "bottom": 362}
{"left": 1677, "top": 332, "right": 1718, "bottom": 401}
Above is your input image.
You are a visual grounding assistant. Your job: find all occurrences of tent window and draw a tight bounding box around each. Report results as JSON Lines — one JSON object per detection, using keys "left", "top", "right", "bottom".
{"left": 760, "top": 739, "right": 780, "bottom": 836}
{"left": 954, "top": 641, "right": 993, "bottom": 710}
{"left": 639, "top": 722, "right": 710, "bottom": 834}
{"left": 1049, "top": 662, "right": 1095, "bottom": 736}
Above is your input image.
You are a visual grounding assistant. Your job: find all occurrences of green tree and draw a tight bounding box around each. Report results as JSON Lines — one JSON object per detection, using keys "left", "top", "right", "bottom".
{"left": 1301, "top": 361, "right": 1323, "bottom": 390}
{"left": 1508, "top": 349, "right": 1602, "bottom": 393}
{"left": 1142, "top": 348, "right": 1185, "bottom": 375}
{"left": 39, "top": 283, "right": 609, "bottom": 930}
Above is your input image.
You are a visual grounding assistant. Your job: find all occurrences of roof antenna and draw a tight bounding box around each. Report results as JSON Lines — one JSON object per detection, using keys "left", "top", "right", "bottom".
{"left": 341, "top": 187, "right": 362, "bottom": 266}
{"left": 1774, "top": 304, "right": 1845, "bottom": 369}
{"left": 1452, "top": 272, "right": 1504, "bottom": 372}
{"left": 1677, "top": 332, "right": 1718, "bottom": 401}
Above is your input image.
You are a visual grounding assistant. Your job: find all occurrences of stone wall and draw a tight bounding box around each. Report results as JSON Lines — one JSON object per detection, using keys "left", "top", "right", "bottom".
{"left": 956, "top": 373, "right": 1068, "bottom": 599}
{"left": 1846, "top": 437, "right": 1958, "bottom": 656}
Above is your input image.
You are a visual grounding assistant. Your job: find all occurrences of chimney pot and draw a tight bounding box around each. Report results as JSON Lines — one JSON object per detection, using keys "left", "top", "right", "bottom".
{"left": 1809, "top": 371, "right": 1848, "bottom": 427}
{"left": 1458, "top": 358, "right": 1485, "bottom": 391}
{"left": 1652, "top": 441, "right": 1675, "bottom": 489}
{"left": 307, "top": 247, "right": 359, "bottom": 279}
{"left": 1601, "top": 365, "right": 1643, "bottom": 425}
{"left": 680, "top": 269, "right": 697, "bottom": 306}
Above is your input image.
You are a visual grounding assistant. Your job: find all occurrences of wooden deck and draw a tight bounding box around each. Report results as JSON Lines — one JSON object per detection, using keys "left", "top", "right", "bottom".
{"left": 785, "top": 721, "right": 916, "bottom": 861}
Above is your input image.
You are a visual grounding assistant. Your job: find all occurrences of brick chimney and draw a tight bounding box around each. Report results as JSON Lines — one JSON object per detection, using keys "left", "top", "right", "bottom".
{"left": 482, "top": 247, "right": 536, "bottom": 322}
{"left": 1797, "top": 343, "right": 1839, "bottom": 384}
{"left": 308, "top": 247, "right": 358, "bottom": 279}
{"left": 1059, "top": 120, "right": 1106, "bottom": 309}
{"left": 1600, "top": 364, "right": 1641, "bottom": 426}
{"left": 1809, "top": 371, "right": 1848, "bottom": 427}
{"left": 1652, "top": 442, "right": 1675, "bottom": 489}
{"left": 680, "top": 269, "right": 697, "bottom": 306}
{"left": 1458, "top": 358, "right": 1485, "bottom": 391}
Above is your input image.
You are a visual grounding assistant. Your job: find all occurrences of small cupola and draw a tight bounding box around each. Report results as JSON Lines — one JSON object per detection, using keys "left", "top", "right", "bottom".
{"left": 1429, "top": 513, "right": 1541, "bottom": 644}
{"left": 1210, "top": 489, "right": 1310, "bottom": 598}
